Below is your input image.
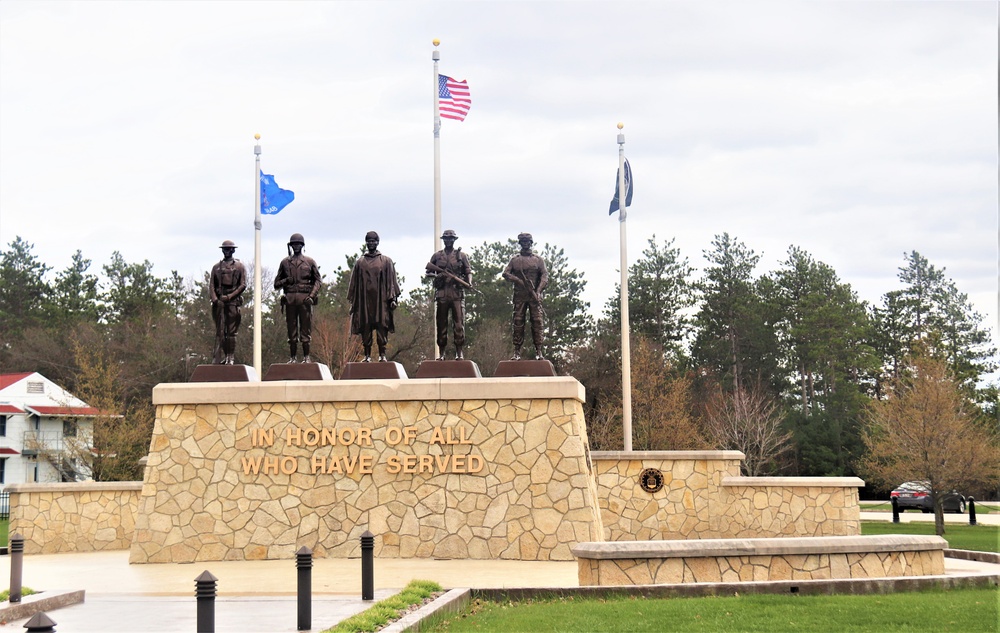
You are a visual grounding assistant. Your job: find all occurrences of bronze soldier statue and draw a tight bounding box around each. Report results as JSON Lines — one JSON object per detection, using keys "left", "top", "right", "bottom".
{"left": 426, "top": 229, "right": 473, "bottom": 360}
{"left": 273, "top": 233, "right": 321, "bottom": 363}
{"left": 210, "top": 240, "right": 247, "bottom": 365}
{"left": 348, "top": 231, "right": 401, "bottom": 362}
{"left": 502, "top": 232, "right": 548, "bottom": 360}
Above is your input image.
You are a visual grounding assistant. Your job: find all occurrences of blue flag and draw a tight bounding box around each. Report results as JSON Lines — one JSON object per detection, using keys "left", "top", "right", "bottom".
{"left": 609, "top": 158, "right": 633, "bottom": 215}
{"left": 260, "top": 171, "right": 294, "bottom": 215}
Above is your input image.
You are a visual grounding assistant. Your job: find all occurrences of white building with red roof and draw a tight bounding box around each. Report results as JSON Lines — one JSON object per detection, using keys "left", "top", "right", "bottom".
{"left": 0, "top": 372, "right": 98, "bottom": 488}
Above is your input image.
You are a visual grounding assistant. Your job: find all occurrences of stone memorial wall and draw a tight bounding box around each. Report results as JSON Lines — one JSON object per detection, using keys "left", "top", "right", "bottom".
{"left": 128, "top": 378, "right": 603, "bottom": 563}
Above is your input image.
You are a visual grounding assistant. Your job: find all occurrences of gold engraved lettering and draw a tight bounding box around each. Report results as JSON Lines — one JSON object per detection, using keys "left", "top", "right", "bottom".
{"left": 467, "top": 454, "right": 484, "bottom": 473}
{"left": 339, "top": 428, "right": 356, "bottom": 445}
{"left": 429, "top": 427, "right": 445, "bottom": 444}
{"left": 386, "top": 455, "right": 401, "bottom": 473}
{"left": 285, "top": 427, "right": 302, "bottom": 446}
{"left": 404, "top": 426, "right": 418, "bottom": 444}
{"left": 357, "top": 428, "right": 372, "bottom": 446}
{"left": 303, "top": 428, "right": 320, "bottom": 447}
{"left": 280, "top": 456, "right": 297, "bottom": 474}
{"left": 385, "top": 428, "right": 402, "bottom": 446}
{"left": 242, "top": 455, "right": 263, "bottom": 474}
{"left": 251, "top": 428, "right": 274, "bottom": 447}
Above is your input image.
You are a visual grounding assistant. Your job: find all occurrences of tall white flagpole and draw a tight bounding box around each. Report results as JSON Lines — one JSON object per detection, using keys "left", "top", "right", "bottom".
{"left": 253, "top": 134, "right": 263, "bottom": 378}
{"left": 432, "top": 39, "right": 443, "bottom": 359}
{"left": 617, "top": 123, "right": 633, "bottom": 452}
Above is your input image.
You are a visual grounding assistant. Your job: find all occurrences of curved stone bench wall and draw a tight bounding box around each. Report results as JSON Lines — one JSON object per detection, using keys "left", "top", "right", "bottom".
{"left": 7, "top": 482, "right": 142, "bottom": 554}
{"left": 573, "top": 535, "right": 946, "bottom": 586}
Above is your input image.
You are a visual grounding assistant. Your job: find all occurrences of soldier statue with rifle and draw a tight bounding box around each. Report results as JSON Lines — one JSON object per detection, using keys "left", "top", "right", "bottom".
{"left": 210, "top": 240, "right": 247, "bottom": 365}
{"left": 502, "top": 232, "right": 548, "bottom": 360}
{"left": 425, "top": 229, "right": 474, "bottom": 360}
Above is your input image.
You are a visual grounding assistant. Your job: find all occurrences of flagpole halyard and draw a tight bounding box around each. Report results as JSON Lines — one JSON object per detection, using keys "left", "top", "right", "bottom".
{"left": 253, "top": 135, "right": 263, "bottom": 378}
{"left": 617, "top": 123, "right": 633, "bottom": 452}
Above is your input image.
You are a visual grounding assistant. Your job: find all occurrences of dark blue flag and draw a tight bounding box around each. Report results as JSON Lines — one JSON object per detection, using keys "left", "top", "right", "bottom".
{"left": 609, "top": 158, "right": 633, "bottom": 215}
{"left": 261, "top": 171, "right": 294, "bottom": 215}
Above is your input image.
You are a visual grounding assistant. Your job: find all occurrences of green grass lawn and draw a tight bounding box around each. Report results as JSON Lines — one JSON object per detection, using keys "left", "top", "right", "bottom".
{"left": 862, "top": 521, "right": 1000, "bottom": 553}
{"left": 427, "top": 588, "right": 999, "bottom": 632}
{"left": 0, "top": 519, "right": 7, "bottom": 546}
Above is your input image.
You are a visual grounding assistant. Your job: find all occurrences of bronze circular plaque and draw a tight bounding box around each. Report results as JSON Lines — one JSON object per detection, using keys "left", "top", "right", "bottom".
{"left": 639, "top": 467, "right": 664, "bottom": 493}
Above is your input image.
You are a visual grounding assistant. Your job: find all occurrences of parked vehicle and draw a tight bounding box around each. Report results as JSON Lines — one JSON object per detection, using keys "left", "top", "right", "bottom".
{"left": 891, "top": 481, "right": 966, "bottom": 513}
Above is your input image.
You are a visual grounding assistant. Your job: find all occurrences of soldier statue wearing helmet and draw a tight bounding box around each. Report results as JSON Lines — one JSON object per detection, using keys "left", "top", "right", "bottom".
{"left": 425, "top": 229, "right": 473, "bottom": 360}
{"left": 209, "top": 240, "right": 247, "bottom": 365}
{"left": 273, "top": 233, "right": 322, "bottom": 363}
{"left": 502, "top": 232, "right": 548, "bottom": 360}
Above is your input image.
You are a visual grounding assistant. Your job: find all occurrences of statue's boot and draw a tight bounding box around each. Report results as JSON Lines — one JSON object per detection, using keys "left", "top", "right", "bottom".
{"left": 510, "top": 346, "right": 521, "bottom": 361}
{"left": 288, "top": 342, "right": 298, "bottom": 364}
{"left": 455, "top": 345, "right": 464, "bottom": 360}
{"left": 378, "top": 345, "right": 387, "bottom": 363}
{"left": 302, "top": 343, "right": 312, "bottom": 364}
{"left": 363, "top": 346, "right": 372, "bottom": 363}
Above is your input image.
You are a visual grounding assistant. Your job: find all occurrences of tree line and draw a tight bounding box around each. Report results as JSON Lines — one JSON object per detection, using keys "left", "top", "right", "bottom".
{"left": 0, "top": 234, "right": 996, "bottom": 492}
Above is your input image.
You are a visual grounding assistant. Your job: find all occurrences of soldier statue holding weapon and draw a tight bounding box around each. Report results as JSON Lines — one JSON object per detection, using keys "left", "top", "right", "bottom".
{"left": 426, "top": 229, "right": 473, "bottom": 360}
{"left": 502, "top": 232, "right": 548, "bottom": 360}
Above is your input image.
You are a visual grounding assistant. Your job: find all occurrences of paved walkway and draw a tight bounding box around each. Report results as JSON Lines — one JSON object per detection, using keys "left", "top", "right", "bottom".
{"left": 0, "top": 552, "right": 577, "bottom": 632}
{"left": 1, "top": 537, "right": 997, "bottom": 632}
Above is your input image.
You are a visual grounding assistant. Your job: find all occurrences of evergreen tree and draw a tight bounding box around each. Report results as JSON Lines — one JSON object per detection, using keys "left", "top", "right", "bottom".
{"left": 603, "top": 235, "right": 694, "bottom": 360}
{"left": 0, "top": 236, "right": 52, "bottom": 337}
{"left": 690, "top": 233, "right": 780, "bottom": 395}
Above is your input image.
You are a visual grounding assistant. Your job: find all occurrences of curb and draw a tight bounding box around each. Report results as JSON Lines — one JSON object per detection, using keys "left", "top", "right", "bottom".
{"left": 945, "top": 548, "right": 1000, "bottom": 565}
{"left": 0, "top": 590, "right": 85, "bottom": 622}
{"left": 382, "top": 588, "right": 471, "bottom": 633}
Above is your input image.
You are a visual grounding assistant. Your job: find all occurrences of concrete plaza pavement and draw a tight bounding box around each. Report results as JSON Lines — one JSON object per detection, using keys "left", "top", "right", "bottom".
{"left": 0, "top": 551, "right": 578, "bottom": 632}
{"left": 1, "top": 516, "right": 997, "bottom": 633}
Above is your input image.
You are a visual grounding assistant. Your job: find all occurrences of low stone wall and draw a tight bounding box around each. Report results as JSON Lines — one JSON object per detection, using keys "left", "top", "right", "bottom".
{"left": 7, "top": 482, "right": 142, "bottom": 554}
{"left": 130, "top": 378, "right": 603, "bottom": 563}
{"left": 719, "top": 477, "right": 862, "bottom": 537}
{"left": 593, "top": 453, "right": 862, "bottom": 540}
{"left": 573, "top": 535, "right": 947, "bottom": 586}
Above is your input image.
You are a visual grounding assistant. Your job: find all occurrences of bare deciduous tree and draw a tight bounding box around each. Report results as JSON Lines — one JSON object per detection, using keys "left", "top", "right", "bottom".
{"left": 594, "top": 335, "right": 708, "bottom": 451}
{"left": 859, "top": 353, "right": 1000, "bottom": 535}
{"left": 702, "top": 381, "right": 792, "bottom": 476}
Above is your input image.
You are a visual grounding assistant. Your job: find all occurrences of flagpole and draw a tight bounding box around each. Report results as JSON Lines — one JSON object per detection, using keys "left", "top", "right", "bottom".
{"left": 253, "top": 134, "right": 263, "bottom": 378}
{"left": 432, "top": 39, "right": 443, "bottom": 359}
{"left": 617, "top": 123, "right": 633, "bottom": 452}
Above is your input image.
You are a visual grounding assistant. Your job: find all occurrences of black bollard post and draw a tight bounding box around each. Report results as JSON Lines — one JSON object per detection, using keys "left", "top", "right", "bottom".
{"left": 195, "top": 570, "right": 218, "bottom": 633}
{"left": 968, "top": 497, "right": 977, "bottom": 526}
{"left": 296, "top": 546, "right": 312, "bottom": 631}
{"left": 9, "top": 533, "right": 24, "bottom": 603}
{"left": 891, "top": 497, "right": 900, "bottom": 523}
{"left": 23, "top": 611, "right": 57, "bottom": 632}
{"left": 361, "top": 530, "right": 374, "bottom": 601}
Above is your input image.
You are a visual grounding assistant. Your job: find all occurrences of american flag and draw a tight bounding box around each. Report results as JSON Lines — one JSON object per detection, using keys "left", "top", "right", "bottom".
{"left": 438, "top": 75, "right": 471, "bottom": 122}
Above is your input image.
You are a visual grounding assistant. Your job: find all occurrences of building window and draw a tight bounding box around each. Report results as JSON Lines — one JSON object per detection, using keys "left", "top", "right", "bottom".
{"left": 0, "top": 415, "right": 6, "bottom": 437}
{"left": 63, "top": 420, "right": 78, "bottom": 438}
{"left": 0, "top": 458, "right": 5, "bottom": 484}
{"left": 27, "top": 381, "right": 44, "bottom": 394}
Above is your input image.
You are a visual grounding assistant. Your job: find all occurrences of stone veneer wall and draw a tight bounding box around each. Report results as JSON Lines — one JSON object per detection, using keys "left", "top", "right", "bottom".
{"left": 593, "top": 453, "right": 862, "bottom": 540}
{"left": 7, "top": 482, "right": 142, "bottom": 554}
{"left": 575, "top": 535, "right": 946, "bottom": 586}
{"left": 129, "top": 378, "right": 603, "bottom": 564}
{"left": 718, "top": 478, "right": 861, "bottom": 537}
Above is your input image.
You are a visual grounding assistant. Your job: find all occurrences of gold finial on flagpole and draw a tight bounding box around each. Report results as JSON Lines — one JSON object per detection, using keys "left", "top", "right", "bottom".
{"left": 617, "top": 122, "right": 623, "bottom": 130}
{"left": 433, "top": 39, "right": 440, "bottom": 47}
{"left": 254, "top": 133, "right": 261, "bottom": 140}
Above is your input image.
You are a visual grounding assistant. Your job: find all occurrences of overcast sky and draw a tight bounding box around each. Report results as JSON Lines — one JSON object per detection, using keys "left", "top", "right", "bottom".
{"left": 1, "top": 1, "right": 996, "bottom": 366}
